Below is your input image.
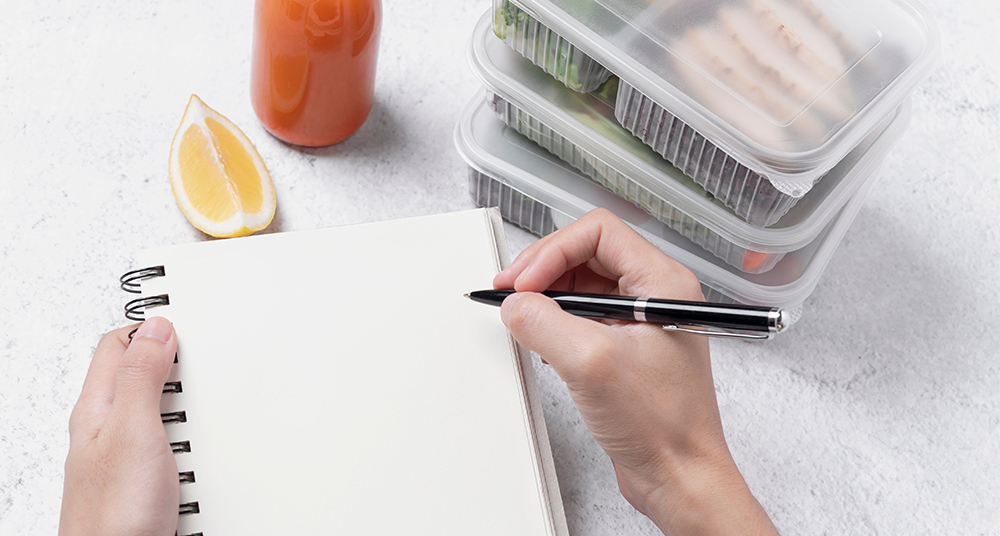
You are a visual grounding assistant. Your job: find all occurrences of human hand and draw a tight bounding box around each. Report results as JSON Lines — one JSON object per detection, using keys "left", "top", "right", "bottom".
{"left": 495, "top": 209, "right": 777, "bottom": 535}
{"left": 59, "top": 317, "right": 179, "bottom": 536}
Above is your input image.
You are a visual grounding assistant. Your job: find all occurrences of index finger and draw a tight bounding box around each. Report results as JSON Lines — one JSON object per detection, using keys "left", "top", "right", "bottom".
{"left": 495, "top": 210, "right": 621, "bottom": 289}
{"left": 498, "top": 209, "right": 699, "bottom": 299}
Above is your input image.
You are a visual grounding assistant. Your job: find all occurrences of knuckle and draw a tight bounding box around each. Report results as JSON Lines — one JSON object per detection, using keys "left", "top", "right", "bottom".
{"left": 67, "top": 409, "right": 100, "bottom": 451}
{"left": 588, "top": 207, "right": 615, "bottom": 221}
{"left": 582, "top": 207, "right": 619, "bottom": 230}
{"left": 67, "top": 407, "right": 85, "bottom": 438}
{"left": 68, "top": 404, "right": 85, "bottom": 430}
{"left": 97, "top": 330, "right": 125, "bottom": 352}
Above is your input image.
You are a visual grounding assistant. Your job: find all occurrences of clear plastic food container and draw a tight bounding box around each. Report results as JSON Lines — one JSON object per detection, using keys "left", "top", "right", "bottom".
{"left": 469, "top": 15, "right": 910, "bottom": 273}
{"left": 455, "top": 96, "right": 885, "bottom": 326}
{"left": 492, "top": 0, "right": 611, "bottom": 92}
{"left": 492, "top": 0, "right": 938, "bottom": 203}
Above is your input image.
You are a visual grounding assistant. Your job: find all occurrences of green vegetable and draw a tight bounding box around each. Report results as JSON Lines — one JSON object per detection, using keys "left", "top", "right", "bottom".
{"left": 492, "top": 0, "right": 610, "bottom": 92}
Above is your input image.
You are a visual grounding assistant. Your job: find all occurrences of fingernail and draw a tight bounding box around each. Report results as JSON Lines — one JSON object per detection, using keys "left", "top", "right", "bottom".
{"left": 135, "top": 316, "right": 172, "bottom": 344}
{"left": 500, "top": 293, "right": 521, "bottom": 326}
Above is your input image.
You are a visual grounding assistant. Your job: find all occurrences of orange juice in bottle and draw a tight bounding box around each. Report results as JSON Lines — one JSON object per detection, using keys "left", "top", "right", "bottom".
{"left": 251, "top": 0, "right": 381, "bottom": 147}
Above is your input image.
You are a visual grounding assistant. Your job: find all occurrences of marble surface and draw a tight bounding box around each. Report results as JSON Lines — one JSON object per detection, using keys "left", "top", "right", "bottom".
{"left": 1, "top": 0, "right": 997, "bottom": 534}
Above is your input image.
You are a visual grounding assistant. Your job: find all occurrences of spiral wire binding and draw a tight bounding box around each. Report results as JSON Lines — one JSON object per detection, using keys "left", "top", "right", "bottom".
{"left": 161, "top": 411, "right": 188, "bottom": 424}
{"left": 119, "top": 266, "right": 165, "bottom": 293}
{"left": 180, "top": 503, "right": 201, "bottom": 515}
{"left": 125, "top": 295, "right": 170, "bottom": 321}
{"left": 121, "top": 266, "right": 201, "bottom": 533}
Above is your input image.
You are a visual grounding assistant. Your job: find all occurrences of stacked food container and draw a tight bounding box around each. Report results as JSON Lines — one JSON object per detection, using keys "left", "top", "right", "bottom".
{"left": 456, "top": 0, "right": 938, "bottom": 329}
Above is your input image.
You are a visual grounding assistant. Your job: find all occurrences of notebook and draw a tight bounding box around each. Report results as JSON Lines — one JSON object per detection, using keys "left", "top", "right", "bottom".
{"left": 121, "top": 208, "right": 568, "bottom": 536}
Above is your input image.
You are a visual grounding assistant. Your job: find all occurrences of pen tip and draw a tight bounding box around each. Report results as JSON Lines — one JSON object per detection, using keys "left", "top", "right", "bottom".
{"left": 463, "top": 293, "right": 471, "bottom": 299}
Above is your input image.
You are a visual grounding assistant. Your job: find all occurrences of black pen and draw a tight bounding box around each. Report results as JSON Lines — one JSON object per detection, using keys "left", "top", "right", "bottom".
{"left": 465, "top": 289, "right": 788, "bottom": 339}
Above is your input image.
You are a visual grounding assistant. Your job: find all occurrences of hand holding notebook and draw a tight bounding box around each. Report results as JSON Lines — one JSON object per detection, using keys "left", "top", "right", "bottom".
{"left": 60, "top": 318, "right": 181, "bottom": 536}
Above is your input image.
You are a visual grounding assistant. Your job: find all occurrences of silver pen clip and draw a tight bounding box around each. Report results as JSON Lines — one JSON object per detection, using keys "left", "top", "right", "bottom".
{"left": 662, "top": 324, "right": 773, "bottom": 340}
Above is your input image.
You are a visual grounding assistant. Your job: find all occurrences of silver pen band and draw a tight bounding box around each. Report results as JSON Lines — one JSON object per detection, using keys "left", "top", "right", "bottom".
{"left": 767, "top": 309, "right": 786, "bottom": 333}
{"left": 633, "top": 297, "right": 648, "bottom": 322}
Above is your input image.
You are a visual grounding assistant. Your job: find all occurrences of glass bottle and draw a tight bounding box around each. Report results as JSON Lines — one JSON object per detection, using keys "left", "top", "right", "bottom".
{"left": 251, "top": 0, "right": 381, "bottom": 147}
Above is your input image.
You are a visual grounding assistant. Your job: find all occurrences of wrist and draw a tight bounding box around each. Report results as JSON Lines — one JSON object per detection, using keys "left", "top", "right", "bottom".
{"left": 641, "top": 445, "right": 777, "bottom": 535}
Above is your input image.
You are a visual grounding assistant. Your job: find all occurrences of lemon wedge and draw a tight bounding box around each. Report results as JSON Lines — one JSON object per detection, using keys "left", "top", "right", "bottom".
{"left": 169, "top": 95, "right": 276, "bottom": 238}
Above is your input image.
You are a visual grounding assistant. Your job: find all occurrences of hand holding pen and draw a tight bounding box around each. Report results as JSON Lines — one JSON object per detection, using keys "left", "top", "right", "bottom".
{"left": 491, "top": 208, "right": 779, "bottom": 535}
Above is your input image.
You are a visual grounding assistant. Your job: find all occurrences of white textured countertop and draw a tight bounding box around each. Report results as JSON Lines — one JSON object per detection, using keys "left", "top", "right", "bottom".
{"left": 1, "top": 0, "right": 997, "bottom": 534}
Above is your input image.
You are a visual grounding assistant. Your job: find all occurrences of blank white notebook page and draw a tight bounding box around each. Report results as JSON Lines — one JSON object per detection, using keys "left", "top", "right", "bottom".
{"left": 139, "top": 209, "right": 557, "bottom": 535}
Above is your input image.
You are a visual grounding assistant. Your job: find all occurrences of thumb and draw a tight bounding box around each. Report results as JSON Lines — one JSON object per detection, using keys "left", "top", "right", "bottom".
{"left": 501, "top": 292, "right": 618, "bottom": 385}
{"left": 107, "top": 317, "right": 177, "bottom": 427}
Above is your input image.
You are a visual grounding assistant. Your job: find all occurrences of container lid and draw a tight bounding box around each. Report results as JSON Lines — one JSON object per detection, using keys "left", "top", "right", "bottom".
{"left": 497, "top": 0, "right": 937, "bottom": 195}
{"left": 469, "top": 15, "right": 910, "bottom": 253}
{"left": 455, "top": 95, "right": 880, "bottom": 312}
